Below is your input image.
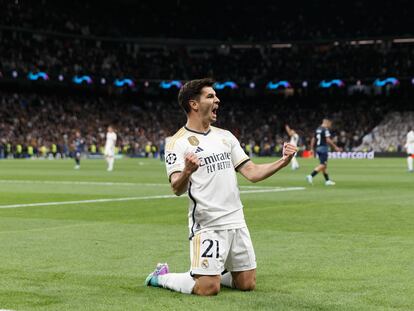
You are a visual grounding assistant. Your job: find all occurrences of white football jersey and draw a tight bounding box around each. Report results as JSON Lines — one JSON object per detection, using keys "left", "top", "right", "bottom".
{"left": 105, "top": 132, "right": 117, "bottom": 152}
{"left": 406, "top": 130, "right": 414, "bottom": 153}
{"left": 165, "top": 126, "right": 250, "bottom": 238}
{"left": 290, "top": 133, "right": 299, "bottom": 146}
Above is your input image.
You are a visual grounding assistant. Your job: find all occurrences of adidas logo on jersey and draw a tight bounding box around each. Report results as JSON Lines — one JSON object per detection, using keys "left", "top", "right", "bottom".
{"left": 195, "top": 146, "right": 204, "bottom": 153}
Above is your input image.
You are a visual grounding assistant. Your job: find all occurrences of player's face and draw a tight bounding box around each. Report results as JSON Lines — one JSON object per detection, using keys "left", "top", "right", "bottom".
{"left": 197, "top": 87, "right": 220, "bottom": 123}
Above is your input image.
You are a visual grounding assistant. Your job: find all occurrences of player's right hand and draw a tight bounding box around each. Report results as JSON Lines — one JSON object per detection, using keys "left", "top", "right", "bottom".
{"left": 282, "top": 142, "right": 298, "bottom": 158}
{"left": 184, "top": 152, "right": 199, "bottom": 174}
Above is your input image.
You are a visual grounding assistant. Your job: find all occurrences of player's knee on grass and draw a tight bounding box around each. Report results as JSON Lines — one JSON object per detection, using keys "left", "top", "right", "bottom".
{"left": 232, "top": 270, "right": 256, "bottom": 291}
{"left": 193, "top": 275, "right": 221, "bottom": 296}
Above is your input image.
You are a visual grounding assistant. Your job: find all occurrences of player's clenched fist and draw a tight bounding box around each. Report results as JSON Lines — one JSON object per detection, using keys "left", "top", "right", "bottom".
{"left": 184, "top": 152, "right": 200, "bottom": 174}
{"left": 283, "top": 142, "right": 298, "bottom": 158}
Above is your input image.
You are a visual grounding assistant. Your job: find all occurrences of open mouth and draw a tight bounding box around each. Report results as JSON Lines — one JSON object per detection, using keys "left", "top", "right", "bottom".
{"left": 212, "top": 107, "right": 218, "bottom": 117}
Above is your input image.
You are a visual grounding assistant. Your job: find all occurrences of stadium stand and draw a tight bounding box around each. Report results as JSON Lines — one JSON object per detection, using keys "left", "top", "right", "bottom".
{"left": 1, "top": 0, "right": 413, "bottom": 158}
{"left": 0, "top": 91, "right": 404, "bottom": 158}
{"left": 356, "top": 112, "right": 414, "bottom": 152}
{"left": 1, "top": 28, "right": 413, "bottom": 82}
{"left": 1, "top": 0, "right": 412, "bottom": 40}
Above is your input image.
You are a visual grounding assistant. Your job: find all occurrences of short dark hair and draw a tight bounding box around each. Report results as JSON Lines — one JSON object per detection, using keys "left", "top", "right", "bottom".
{"left": 178, "top": 78, "right": 215, "bottom": 113}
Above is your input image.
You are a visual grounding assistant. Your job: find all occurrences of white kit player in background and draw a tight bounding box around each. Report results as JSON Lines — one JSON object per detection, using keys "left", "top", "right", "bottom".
{"left": 144, "top": 78, "right": 297, "bottom": 296}
{"left": 104, "top": 126, "right": 117, "bottom": 171}
{"left": 405, "top": 127, "right": 414, "bottom": 172}
{"left": 285, "top": 124, "right": 300, "bottom": 170}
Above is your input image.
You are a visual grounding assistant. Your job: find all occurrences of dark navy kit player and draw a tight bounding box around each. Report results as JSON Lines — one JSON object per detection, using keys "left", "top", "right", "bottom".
{"left": 73, "top": 131, "right": 85, "bottom": 170}
{"left": 306, "top": 119, "right": 341, "bottom": 185}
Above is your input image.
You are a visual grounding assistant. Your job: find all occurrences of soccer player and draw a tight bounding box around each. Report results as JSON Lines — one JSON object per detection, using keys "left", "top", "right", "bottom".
{"left": 405, "top": 127, "right": 414, "bottom": 172}
{"left": 285, "top": 124, "right": 300, "bottom": 170}
{"left": 145, "top": 78, "right": 297, "bottom": 296}
{"left": 306, "top": 118, "right": 341, "bottom": 185}
{"left": 104, "top": 126, "right": 117, "bottom": 171}
{"left": 73, "top": 131, "right": 85, "bottom": 170}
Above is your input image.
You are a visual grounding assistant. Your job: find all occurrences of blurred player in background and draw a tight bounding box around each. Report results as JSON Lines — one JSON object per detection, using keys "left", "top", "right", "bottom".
{"left": 73, "top": 131, "right": 85, "bottom": 170}
{"left": 104, "top": 126, "right": 117, "bottom": 171}
{"left": 144, "top": 78, "right": 297, "bottom": 296}
{"left": 285, "top": 124, "right": 300, "bottom": 170}
{"left": 405, "top": 127, "right": 414, "bottom": 172}
{"left": 306, "top": 119, "right": 341, "bottom": 185}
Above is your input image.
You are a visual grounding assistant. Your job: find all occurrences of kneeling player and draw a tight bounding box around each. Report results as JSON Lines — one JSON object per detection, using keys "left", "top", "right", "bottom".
{"left": 144, "top": 78, "right": 297, "bottom": 296}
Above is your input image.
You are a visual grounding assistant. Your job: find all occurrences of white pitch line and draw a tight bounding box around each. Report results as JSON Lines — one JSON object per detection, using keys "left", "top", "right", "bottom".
{"left": 0, "top": 187, "right": 305, "bottom": 209}
{"left": 0, "top": 179, "right": 168, "bottom": 187}
{"left": 239, "top": 185, "right": 279, "bottom": 189}
{"left": 0, "top": 194, "right": 178, "bottom": 209}
{"left": 0, "top": 179, "right": 279, "bottom": 190}
{"left": 0, "top": 179, "right": 275, "bottom": 188}
{"left": 240, "top": 187, "right": 305, "bottom": 193}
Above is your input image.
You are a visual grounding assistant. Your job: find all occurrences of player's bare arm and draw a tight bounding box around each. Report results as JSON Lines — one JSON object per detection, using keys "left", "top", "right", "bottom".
{"left": 326, "top": 137, "right": 341, "bottom": 152}
{"left": 238, "top": 143, "right": 298, "bottom": 182}
{"left": 310, "top": 137, "right": 315, "bottom": 152}
{"left": 285, "top": 124, "right": 294, "bottom": 137}
{"left": 170, "top": 153, "right": 199, "bottom": 195}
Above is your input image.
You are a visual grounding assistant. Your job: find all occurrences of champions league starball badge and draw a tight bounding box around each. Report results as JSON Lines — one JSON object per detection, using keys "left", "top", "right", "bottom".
{"left": 166, "top": 153, "right": 177, "bottom": 165}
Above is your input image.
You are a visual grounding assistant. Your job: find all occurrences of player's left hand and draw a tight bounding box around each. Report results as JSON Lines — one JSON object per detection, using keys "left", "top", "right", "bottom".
{"left": 282, "top": 142, "right": 297, "bottom": 159}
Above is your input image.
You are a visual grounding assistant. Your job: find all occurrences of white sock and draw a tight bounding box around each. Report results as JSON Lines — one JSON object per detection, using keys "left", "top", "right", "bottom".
{"left": 291, "top": 157, "right": 299, "bottom": 169}
{"left": 220, "top": 271, "right": 234, "bottom": 288}
{"left": 110, "top": 158, "right": 115, "bottom": 169}
{"left": 157, "top": 272, "right": 196, "bottom": 294}
{"left": 408, "top": 156, "right": 413, "bottom": 171}
{"left": 108, "top": 158, "right": 114, "bottom": 171}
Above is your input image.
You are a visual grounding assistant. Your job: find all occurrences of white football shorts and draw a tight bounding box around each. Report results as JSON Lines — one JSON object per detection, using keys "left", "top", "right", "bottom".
{"left": 104, "top": 148, "right": 115, "bottom": 157}
{"left": 189, "top": 227, "right": 256, "bottom": 275}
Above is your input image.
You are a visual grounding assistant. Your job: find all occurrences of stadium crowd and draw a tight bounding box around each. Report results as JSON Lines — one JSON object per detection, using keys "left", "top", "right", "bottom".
{"left": 357, "top": 112, "right": 414, "bottom": 152}
{"left": 0, "top": 92, "right": 180, "bottom": 158}
{"left": 1, "top": 0, "right": 412, "bottom": 41}
{"left": 1, "top": 0, "right": 414, "bottom": 83}
{"left": 1, "top": 28, "right": 413, "bottom": 83}
{"left": 0, "top": 92, "right": 399, "bottom": 158}
{"left": 1, "top": 0, "right": 413, "bottom": 159}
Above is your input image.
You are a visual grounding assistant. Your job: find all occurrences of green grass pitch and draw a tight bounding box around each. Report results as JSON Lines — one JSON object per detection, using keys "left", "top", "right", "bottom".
{"left": 0, "top": 157, "right": 413, "bottom": 310}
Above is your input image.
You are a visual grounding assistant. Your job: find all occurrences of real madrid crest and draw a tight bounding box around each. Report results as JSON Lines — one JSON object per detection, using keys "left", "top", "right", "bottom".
{"left": 201, "top": 259, "right": 209, "bottom": 269}
{"left": 188, "top": 136, "right": 200, "bottom": 146}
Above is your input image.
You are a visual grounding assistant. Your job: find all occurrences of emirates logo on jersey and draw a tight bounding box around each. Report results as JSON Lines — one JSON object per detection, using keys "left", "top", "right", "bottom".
{"left": 199, "top": 152, "right": 232, "bottom": 174}
{"left": 166, "top": 153, "right": 177, "bottom": 165}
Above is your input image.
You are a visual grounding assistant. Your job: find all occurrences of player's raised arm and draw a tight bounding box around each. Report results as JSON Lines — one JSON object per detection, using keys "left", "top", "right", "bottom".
{"left": 170, "top": 153, "right": 199, "bottom": 196}
{"left": 237, "top": 143, "right": 297, "bottom": 183}
{"left": 285, "top": 124, "right": 292, "bottom": 136}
